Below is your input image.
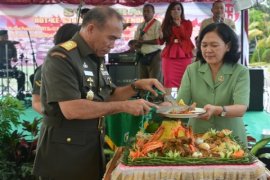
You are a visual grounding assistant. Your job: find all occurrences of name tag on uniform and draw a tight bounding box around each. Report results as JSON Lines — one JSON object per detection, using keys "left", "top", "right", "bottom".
{"left": 84, "top": 70, "right": 93, "bottom": 76}
{"left": 101, "top": 71, "right": 109, "bottom": 76}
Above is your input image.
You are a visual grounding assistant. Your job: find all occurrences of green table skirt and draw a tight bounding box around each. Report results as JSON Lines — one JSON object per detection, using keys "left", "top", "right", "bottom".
{"left": 105, "top": 113, "right": 144, "bottom": 146}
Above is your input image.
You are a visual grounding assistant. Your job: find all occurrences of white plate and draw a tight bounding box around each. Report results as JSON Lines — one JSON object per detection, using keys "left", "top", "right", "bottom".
{"left": 161, "top": 108, "right": 206, "bottom": 118}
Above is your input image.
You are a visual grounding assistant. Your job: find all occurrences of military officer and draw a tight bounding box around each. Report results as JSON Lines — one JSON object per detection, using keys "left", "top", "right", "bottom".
{"left": 31, "top": 23, "right": 80, "bottom": 114}
{"left": 33, "top": 6, "right": 165, "bottom": 180}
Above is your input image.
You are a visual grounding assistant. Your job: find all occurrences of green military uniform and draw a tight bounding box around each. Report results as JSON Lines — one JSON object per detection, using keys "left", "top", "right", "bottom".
{"left": 33, "top": 33, "right": 115, "bottom": 180}
{"left": 176, "top": 61, "right": 250, "bottom": 146}
{"left": 32, "top": 65, "right": 42, "bottom": 95}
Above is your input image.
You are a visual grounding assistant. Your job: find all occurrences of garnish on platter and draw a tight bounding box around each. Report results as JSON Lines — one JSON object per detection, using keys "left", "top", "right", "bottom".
{"left": 122, "top": 121, "right": 256, "bottom": 166}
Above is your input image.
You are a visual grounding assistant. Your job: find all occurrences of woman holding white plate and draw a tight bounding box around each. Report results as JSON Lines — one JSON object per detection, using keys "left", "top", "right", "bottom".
{"left": 176, "top": 23, "right": 250, "bottom": 147}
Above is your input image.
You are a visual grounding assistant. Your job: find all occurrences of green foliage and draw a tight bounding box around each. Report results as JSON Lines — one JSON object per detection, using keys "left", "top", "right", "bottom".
{"left": 251, "top": 48, "right": 265, "bottom": 63}
{"left": 249, "top": 6, "right": 270, "bottom": 63}
{"left": 0, "top": 96, "right": 42, "bottom": 180}
{"left": 262, "top": 49, "right": 270, "bottom": 63}
{"left": 250, "top": 137, "right": 270, "bottom": 156}
{"left": 0, "top": 95, "right": 24, "bottom": 136}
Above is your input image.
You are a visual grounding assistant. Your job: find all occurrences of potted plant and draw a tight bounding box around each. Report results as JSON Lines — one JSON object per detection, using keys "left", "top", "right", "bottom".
{"left": 0, "top": 95, "right": 41, "bottom": 180}
{"left": 251, "top": 137, "right": 270, "bottom": 170}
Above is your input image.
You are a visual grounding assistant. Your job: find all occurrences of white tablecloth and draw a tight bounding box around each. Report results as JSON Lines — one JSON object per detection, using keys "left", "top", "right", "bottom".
{"left": 111, "top": 161, "right": 268, "bottom": 180}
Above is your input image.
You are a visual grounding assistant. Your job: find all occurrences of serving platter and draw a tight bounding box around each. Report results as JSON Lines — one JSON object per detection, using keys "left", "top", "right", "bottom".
{"left": 160, "top": 108, "right": 206, "bottom": 118}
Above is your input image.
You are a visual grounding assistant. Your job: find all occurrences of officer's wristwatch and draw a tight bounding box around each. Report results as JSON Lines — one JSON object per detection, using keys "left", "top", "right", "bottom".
{"left": 130, "top": 80, "right": 140, "bottom": 92}
{"left": 220, "top": 106, "right": 227, "bottom": 117}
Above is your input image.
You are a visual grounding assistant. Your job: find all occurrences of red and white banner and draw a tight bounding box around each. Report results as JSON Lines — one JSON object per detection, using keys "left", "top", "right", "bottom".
{"left": 0, "top": 2, "right": 240, "bottom": 65}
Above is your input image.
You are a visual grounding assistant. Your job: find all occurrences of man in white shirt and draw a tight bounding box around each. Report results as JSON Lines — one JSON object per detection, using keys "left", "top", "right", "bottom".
{"left": 199, "top": 0, "right": 235, "bottom": 33}
{"left": 134, "top": 4, "right": 163, "bottom": 83}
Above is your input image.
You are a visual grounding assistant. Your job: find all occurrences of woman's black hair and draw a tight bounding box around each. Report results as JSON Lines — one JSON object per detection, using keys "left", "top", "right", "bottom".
{"left": 53, "top": 23, "right": 80, "bottom": 45}
{"left": 197, "top": 23, "right": 240, "bottom": 64}
{"left": 161, "top": 2, "right": 185, "bottom": 43}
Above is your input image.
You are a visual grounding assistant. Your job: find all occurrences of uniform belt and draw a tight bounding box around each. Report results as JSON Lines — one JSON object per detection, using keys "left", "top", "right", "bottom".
{"left": 43, "top": 115, "right": 103, "bottom": 131}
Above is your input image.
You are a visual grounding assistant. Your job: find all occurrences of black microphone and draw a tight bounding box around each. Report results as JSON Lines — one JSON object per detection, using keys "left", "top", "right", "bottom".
{"left": 216, "top": 15, "right": 223, "bottom": 23}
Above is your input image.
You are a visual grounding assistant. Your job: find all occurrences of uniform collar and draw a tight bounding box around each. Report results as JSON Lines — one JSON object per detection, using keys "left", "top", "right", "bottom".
{"left": 198, "top": 61, "right": 234, "bottom": 89}
{"left": 198, "top": 61, "right": 234, "bottom": 75}
{"left": 72, "top": 32, "right": 95, "bottom": 58}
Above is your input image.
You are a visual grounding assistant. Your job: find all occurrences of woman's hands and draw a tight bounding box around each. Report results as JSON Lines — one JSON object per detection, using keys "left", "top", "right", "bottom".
{"left": 197, "top": 104, "right": 247, "bottom": 120}
{"left": 197, "top": 104, "right": 222, "bottom": 120}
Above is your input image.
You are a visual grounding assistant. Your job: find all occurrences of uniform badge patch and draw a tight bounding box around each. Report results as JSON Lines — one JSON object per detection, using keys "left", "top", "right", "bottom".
{"left": 218, "top": 75, "right": 224, "bottom": 82}
{"left": 60, "top": 41, "right": 77, "bottom": 51}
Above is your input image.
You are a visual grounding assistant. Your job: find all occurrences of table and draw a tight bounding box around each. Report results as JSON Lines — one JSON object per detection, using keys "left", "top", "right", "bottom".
{"left": 111, "top": 161, "right": 269, "bottom": 180}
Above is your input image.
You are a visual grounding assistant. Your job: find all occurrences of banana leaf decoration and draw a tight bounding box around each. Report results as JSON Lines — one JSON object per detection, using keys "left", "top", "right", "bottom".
{"left": 250, "top": 137, "right": 270, "bottom": 156}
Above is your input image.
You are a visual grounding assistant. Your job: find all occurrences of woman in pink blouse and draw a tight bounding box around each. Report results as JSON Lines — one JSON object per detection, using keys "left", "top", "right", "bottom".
{"left": 160, "top": 2, "right": 194, "bottom": 95}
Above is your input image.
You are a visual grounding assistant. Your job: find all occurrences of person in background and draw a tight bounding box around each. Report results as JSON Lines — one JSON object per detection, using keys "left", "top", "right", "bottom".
{"left": 80, "top": 8, "right": 90, "bottom": 19}
{"left": 31, "top": 23, "right": 80, "bottom": 114}
{"left": 0, "top": 30, "right": 25, "bottom": 100}
{"left": 33, "top": 6, "right": 165, "bottom": 180}
{"left": 199, "top": 0, "right": 236, "bottom": 33}
{"left": 176, "top": 23, "right": 250, "bottom": 147}
{"left": 160, "top": 2, "right": 194, "bottom": 95}
{"left": 134, "top": 3, "right": 163, "bottom": 83}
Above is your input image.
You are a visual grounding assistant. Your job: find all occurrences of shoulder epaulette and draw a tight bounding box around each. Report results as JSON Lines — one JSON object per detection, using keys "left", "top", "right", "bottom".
{"left": 60, "top": 40, "right": 77, "bottom": 51}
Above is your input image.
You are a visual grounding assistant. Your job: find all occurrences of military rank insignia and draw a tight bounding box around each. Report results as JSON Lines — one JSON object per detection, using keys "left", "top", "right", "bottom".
{"left": 218, "top": 75, "right": 224, "bottom": 82}
{"left": 86, "top": 90, "right": 94, "bottom": 101}
{"left": 60, "top": 41, "right": 77, "bottom": 51}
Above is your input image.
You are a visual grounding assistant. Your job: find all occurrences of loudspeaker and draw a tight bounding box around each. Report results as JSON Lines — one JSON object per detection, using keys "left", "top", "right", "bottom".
{"left": 107, "top": 63, "right": 139, "bottom": 86}
{"left": 248, "top": 68, "right": 264, "bottom": 111}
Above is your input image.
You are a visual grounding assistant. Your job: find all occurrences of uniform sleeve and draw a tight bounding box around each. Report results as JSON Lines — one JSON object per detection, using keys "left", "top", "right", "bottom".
{"left": 42, "top": 53, "right": 81, "bottom": 103}
{"left": 176, "top": 66, "right": 192, "bottom": 104}
{"left": 32, "top": 66, "right": 42, "bottom": 95}
{"left": 233, "top": 68, "right": 250, "bottom": 106}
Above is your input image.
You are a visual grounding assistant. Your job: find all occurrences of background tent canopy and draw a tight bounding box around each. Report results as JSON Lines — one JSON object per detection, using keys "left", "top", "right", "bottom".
{"left": 0, "top": 0, "right": 232, "bottom": 6}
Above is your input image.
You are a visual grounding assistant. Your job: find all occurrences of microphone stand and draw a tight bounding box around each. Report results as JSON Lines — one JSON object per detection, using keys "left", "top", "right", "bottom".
{"left": 27, "top": 31, "right": 37, "bottom": 69}
{"left": 25, "top": 31, "right": 37, "bottom": 103}
{"left": 76, "top": 0, "right": 84, "bottom": 25}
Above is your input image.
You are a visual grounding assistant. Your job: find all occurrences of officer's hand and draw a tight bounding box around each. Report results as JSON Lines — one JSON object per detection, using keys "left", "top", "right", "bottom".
{"left": 133, "top": 79, "right": 165, "bottom": 97}
{"left": 123, "top": 99, "right": 159, "bottom": 116}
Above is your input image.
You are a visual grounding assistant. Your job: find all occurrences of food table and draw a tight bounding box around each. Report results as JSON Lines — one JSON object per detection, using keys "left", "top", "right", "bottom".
{"left": 111, "top": 161, "right": 268, "bottom": 180}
